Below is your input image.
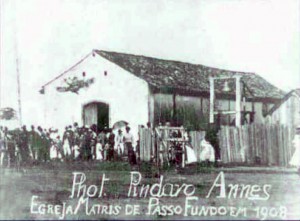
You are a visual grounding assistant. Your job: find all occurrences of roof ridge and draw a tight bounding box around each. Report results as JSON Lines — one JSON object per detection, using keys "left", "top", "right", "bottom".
{"left": 96, "top": 49, "right": 255, "bottom": 75}
{"left": 39, "top": 49, "right": 285, "bottom": 101}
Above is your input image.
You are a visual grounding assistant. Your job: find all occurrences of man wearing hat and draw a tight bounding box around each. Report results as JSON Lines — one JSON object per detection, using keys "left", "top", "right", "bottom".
{"left": 123, "top": 126, "right": 136, "bottom": 165}
{"left": 290, "top": 126, "right": 300, "bottom": 175}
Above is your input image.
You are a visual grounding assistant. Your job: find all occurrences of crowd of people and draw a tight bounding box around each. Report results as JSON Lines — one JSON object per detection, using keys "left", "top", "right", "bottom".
{"left": 0, "top": 121, "right": 219, "bottom": 169}
{"left": 2, "top": 120, "right": 299, "bottom": 174}
{"left": 0, "top": 123, "right": 137, "bottom": 167}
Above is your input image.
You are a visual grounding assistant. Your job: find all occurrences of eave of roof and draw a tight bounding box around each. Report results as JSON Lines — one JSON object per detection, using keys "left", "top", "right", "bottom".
{"left": 39, "top": 49, "right": 286, "bottom": 103}
{"left": 95, "top": 50, "right": 285, "bottom": 102}
{"left": 267, "top": 88, "right": 300, "bottom": 115}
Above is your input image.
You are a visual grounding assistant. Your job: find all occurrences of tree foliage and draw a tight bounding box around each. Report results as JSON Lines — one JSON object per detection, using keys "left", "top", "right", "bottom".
{"left": 56, "top": 76, "right": 95, "bottom": 94}
{"left": 0, "top": 107, "right": 17, "bottom": 120}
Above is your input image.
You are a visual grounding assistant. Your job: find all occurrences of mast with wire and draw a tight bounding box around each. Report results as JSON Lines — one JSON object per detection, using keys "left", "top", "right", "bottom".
{"left": 0, "top": 0, "right": 2, "bottom": 110}
{"left": 13, "top": 0, "right": 22, "bottom": 126}
{"left": 15, "top": 47, "right": 22, "bottom": 126}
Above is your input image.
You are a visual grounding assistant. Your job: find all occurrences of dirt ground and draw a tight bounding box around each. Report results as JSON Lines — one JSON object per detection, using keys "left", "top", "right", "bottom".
{"left": 0, "top": 162, "right": 299, "bottom": 220}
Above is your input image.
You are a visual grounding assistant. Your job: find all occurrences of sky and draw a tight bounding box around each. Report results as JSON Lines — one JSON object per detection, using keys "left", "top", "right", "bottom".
{"left": 0, "top": 0, "right": 299, "bottom": 126}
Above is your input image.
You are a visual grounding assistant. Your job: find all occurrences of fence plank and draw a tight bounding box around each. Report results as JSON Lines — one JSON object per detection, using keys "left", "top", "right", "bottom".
{"left": 217, "top": 124, "right": 294, "bottom": 166}
{"left": 138, "top": 124, "right": 294, "bottom": 166}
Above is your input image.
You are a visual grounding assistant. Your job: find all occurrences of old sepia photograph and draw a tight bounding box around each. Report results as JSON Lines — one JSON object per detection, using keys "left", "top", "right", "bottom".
{"left": 0, "top": 0, "right": 299, "bottom": 220}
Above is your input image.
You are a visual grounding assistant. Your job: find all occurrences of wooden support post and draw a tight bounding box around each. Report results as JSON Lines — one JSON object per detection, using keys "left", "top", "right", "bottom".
{"left": 217, "top": 112, "right": 221, "bottom": 129}
{"left": 251, "top": 101, "right": 255, "bottom": 123}
{"left": 242, "top": 82, "right": 246, "bottom": 124}
{"left": 235, "top": 76, "right": 241, "bottom": 127}
{"left": 209, "top": 77, "right": 214, "bottom": 124}
{"left": 172, "top": 93, "right": 177, "bottom": 126}
{"left": 182, "top": 146, "right": 185, "bottom": 168}
{"left": 228, "top": 100, "right": 230, "bottom": 125}
{"left": 200, "top": 98, "right": 203, "bottom": 115}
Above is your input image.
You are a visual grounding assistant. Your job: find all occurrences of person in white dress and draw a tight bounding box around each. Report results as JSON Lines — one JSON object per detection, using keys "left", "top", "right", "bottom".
{"left": 49, "top": 142, "right": 57, "bottom": 160}
{"left": 49, "top": 141, "right": 57, "bottom": 160}
{"left": 199, "top": 135, "right": 215, "bottom": 163}
{"left": 114, "top": 129, "right": 124, "bottom": 156}
{"left": 290, "top": 126, "right": 300, "bottom": 175}
{"left": 183, "top": 131, "right": 197, "bottom": 165}
{"left": 0, "top": 127, "right": 6, "bottom": 166}
{"left": 72, "top": 131, "right": 80, "bottom": 160}
{"left": 73, "top": 144, "right": 80, "bottom": 159}
{"left": 50, "top": 136, "right": 62, "bottom": 160}
{"left": 95, "top": 137, "right": 103, "bottom": 160}
{"left": 62, "top": 131, "right": 72, "bottom": 158}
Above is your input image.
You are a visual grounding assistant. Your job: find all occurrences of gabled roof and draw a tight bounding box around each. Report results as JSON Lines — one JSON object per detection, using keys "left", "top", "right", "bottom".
{"left": 41, "top": 49, "right": 285, "bottom": 102}
{"left": 267, "top": 88, "right": 300, "bottom": 115}
{"left": 95, "top": 50, "right": 285, "bottom": 101}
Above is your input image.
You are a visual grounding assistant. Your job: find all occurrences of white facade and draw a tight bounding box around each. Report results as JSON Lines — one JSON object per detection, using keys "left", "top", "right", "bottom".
{"left": 268, "top": 93, "right": 300, "bottom": 127}
{"left": 43, "top": 53, "right": 150, "bottom": 139}
{"left": 42, "top": 51, "right": 283, "bottom": 139}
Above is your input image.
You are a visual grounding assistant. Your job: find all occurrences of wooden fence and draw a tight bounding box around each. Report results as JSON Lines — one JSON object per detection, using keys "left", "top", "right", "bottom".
{"left": 188, "top": 131, "right": 206, "bottom": 162}
{"left": 218, "top": 124, "right": 295, "bottom": 166}
{"left": 138, "top": 127, "right": 206, "bottom": 162}
{"left": 139, "top": 128, "right": 155, "bottom": 162}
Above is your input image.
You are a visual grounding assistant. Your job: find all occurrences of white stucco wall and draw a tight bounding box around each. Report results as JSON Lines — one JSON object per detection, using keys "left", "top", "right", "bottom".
{"left": 43, "top": 53, "right": 150, "bottom": 140}
{"left": 269, "top": 94, "right": 300, "bottom": 127}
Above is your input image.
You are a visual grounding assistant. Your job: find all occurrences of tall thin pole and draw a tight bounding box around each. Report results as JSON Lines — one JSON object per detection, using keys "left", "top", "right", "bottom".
{"left": 13, "top": 0, "right": 22, "bottom": 126}
{"left": 0, "top": 0, "right": 2, "bottom": 109}
{"left": 209, "top": 77, "right": 214, "bottom": 124}
{"left": 15, "top": 49, "right": 22, "bottom": 126}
